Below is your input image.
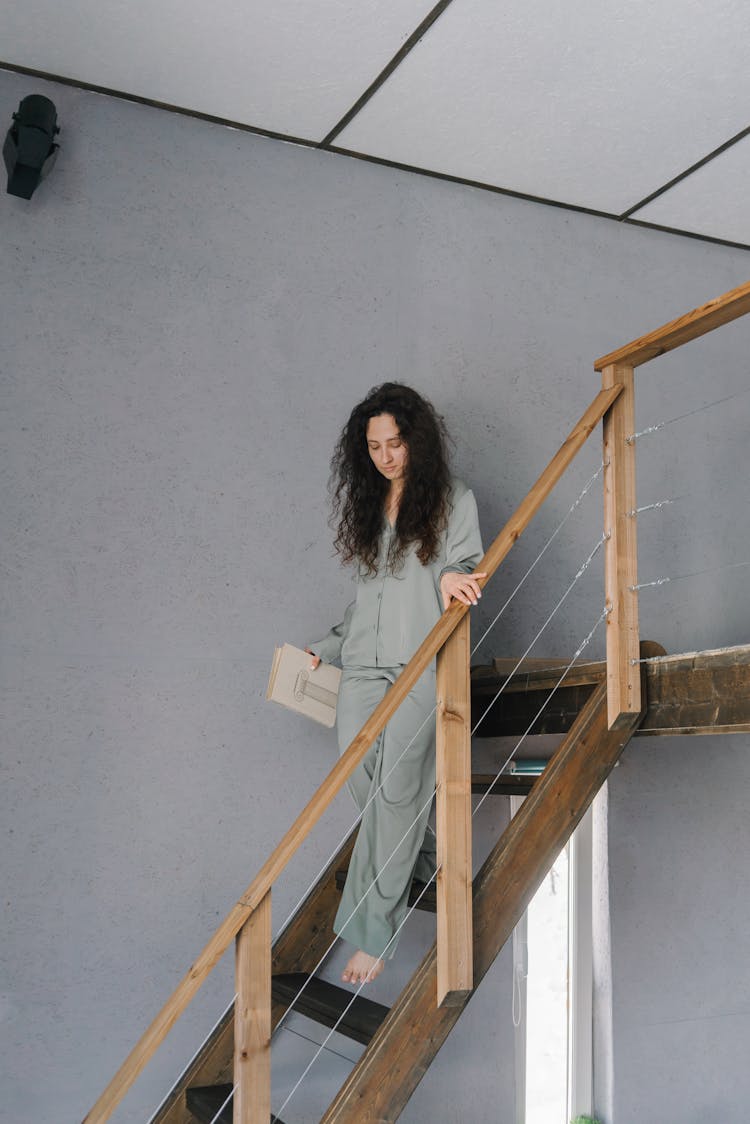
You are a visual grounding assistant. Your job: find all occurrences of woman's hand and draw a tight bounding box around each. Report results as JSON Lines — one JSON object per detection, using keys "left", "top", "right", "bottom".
{"left": 440, "top": 571, "right": 487, "bottom": 610}
{"left": 304, "top": 647, "right": 321, "bottom": 670}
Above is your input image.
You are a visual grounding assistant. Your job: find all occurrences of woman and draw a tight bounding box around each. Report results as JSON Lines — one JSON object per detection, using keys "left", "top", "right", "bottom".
{"left": 308, "top": 383, "right": 485, "bottom": 986}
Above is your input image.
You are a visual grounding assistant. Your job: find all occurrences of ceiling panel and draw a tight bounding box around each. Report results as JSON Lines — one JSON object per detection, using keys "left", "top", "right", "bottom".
{"left": 632, "top": 136, "right": 750, "bottom": 247}
{"left": 335, "top": 0, "right": 750, "bottom": 216}
{"left": 2, "top": 0, "right": 749, "bottom": 248}
{"left": 0, "top": 0, "right": 437, "bottom": 139}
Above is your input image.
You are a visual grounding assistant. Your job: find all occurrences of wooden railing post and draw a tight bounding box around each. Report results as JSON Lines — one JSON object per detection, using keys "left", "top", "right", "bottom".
{"left": 435, "top": 613, "right": 473, "bottom": 1005}
{"left": 602, "top": 362, "right": 641, "bottom": 728}
{"left": 234, "top": 890, "right": 272, "bottom": 1123}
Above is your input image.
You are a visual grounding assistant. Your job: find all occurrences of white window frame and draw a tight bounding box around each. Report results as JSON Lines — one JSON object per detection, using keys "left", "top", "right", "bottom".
{"left": 568, "top": 806, "right": 594, "bottom": 1120}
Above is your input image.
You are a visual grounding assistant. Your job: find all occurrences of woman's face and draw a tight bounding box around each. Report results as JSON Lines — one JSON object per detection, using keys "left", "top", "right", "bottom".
{"left": 366, "top": 413, "right": 408, "bottom": 483}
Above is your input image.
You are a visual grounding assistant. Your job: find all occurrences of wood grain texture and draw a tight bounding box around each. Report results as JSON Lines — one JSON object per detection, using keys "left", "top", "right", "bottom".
{"left": 320, "top": 683, "right": 642, "bottom": 1123}
{"left": 485, "top": 655, "right": 608, "bottom": 688}
{"left": 594, "top": 279, "right": 750, "bottom": 369}
{"left": 234, "top": 892, "right": 271, "bottom": 1123}
{"left": 472, "top": 644, "right": 750, "bottom": 738}
{"left": 638, "top": 645, "right": 750, "bottom": 735}
{"left": 435, "top": 614, "right": 473, "bottom": 1004}
{"left": 602, "top": 364, "right": 641, "bottom": 728}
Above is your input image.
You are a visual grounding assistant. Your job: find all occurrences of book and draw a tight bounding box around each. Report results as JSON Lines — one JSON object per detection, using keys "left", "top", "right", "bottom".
{"left": 266, "top": 643, "right": 341, "bottom": 728}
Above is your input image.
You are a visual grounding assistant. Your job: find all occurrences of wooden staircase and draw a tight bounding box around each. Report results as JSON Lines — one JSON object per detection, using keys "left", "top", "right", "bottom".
{"left": 83, "top": 282, "right": 750, "bottom": 1124}
{"left": 151, "top": 677, "right": 642, "bottom": 1123}
{"left": 159, "top": 640, "right": 750, "bottom": 1122}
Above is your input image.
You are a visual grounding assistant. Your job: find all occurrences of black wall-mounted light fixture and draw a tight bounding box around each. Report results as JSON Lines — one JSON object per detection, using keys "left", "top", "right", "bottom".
{"left": 3, "top": 94, "right": 60, "bottom": 199}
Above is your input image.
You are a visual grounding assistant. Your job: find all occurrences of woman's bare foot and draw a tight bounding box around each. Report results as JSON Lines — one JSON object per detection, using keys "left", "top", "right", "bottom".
{"left": 341, "top": 950, "right": 384, "bottom": 985}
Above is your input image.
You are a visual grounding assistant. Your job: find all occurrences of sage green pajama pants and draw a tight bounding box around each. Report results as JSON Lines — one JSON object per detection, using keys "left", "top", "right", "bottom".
{"left": 333, "top": 665, "right": 438, "bottom": 960}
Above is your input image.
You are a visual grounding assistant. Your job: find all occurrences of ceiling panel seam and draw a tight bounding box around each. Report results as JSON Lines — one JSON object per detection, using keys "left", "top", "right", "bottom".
{"left": 0, "top": 59, "right": 322, "bottom": 149}
{"left": 620, "top": 123, "right": 750, "bottom": 220}
{"left": 326, "top": 142, "right": 618, "bottom": 218}
{"left": 327, "top": 144, "right": 750, "bottom": 251}
{"left": 621, "top": 218, "right": 749, "bottom": 253}
{"left": 318, "top": 0, "right": 456, "bottom": 147}
{"left": 1, "top": 62, "right": 747, "bottom": 253}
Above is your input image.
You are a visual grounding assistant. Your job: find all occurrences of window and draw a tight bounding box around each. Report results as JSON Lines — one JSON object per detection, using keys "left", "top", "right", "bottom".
{"left": 511, "top": 802, "right": 594, "bottom": 1123}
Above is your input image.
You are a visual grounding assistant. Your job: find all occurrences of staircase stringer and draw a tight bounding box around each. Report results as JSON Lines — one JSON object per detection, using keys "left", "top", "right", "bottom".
{"left": 321, "top": 680, "right": 642, "bottom": 1124}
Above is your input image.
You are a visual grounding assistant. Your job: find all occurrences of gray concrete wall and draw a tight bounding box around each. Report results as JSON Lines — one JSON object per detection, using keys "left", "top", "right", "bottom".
{"left": 603, "top": 738, "right": 750, "bottom": 1124}
{"left": 1, "top": 67, "right": 749, "bottom": 1123}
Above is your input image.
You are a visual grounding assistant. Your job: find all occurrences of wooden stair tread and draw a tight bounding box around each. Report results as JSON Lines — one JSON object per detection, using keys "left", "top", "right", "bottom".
{"left": 185, "top": 1083, "right": 284, "bottom": 1123}
{"left": 471, "top": 773, "right": 536, "bottom": 795}
{"left": 272, "top": 973, "right": 389, "bottom": 1046}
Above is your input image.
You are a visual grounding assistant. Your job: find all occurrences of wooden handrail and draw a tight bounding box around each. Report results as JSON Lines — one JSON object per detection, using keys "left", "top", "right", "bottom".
{"left": 594, "top": 279, "right": 750, "bottom": 370}
{"left": 83, "top": 384, "right": 621, "bottom": 1123}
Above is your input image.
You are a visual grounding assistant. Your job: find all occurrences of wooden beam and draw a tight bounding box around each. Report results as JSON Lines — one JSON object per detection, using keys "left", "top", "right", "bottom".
{"left": 474, "top": 647, "right": 670, "bottom": 694}
{"left": 639, "top": 645, "right": 750, "bottom": 736}
{"left": 435, "top": 615, "right": 473, "bottom": 1005}
{"left": 472, "top": 682, "right": 598, "bottom": 737}
{"left": 234, "top": 892, "right": 271, "bottom": 1124}
{"left": 470, "top": 653, "right": 609, "bottom": 738}
{"left": 320, "top": 682, "right": 642, "bottom": 1123}
{"left": 470, "top": 644, "right": 750, "bottom": 738}
{"left": 594, "top": 279, "right": 750, "bottom": 370}
{"left": 83, "top": 387, "right": 621, "bottom": 1123}
{"left": 602, "top": 364, "right": 641, "bottom": 728}
{"left": 483, "top": 655, "right": 607, "bottom": 689}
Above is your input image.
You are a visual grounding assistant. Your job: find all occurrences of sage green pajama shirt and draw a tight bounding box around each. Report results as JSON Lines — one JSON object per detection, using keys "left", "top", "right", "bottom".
{"left": 311, "top": 480, "right": 483, "bottom": 960}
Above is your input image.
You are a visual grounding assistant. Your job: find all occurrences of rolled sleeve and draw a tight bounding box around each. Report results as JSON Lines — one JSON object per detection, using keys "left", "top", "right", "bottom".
{"left": 439, "top": 485, "right": 484, "bottom": 580}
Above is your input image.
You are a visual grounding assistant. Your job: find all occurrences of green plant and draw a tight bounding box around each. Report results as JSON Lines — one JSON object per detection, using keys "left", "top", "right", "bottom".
{"left": 571, "top": 1116, "right": 602, "bottom": 1124}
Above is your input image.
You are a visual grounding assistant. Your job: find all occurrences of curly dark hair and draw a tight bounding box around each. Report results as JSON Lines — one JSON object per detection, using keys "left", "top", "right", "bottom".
{"left": 330, "top": 382, "right": 452, "bottom": 575}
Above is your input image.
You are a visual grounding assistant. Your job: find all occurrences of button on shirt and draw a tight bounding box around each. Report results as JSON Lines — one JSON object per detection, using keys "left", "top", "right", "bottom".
{"left": 311, "top": 479, "right": 483, "bottom": 668}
